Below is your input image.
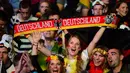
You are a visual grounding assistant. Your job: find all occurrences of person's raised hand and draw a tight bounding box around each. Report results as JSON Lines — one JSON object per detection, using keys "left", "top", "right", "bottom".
{"left": 32, "top": 31, "right": 41, "bottom": 45}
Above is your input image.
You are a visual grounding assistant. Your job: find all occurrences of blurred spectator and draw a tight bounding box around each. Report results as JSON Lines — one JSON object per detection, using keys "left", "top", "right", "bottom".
{"left": 0, "top": 0, "right": 14, "bottom": 19}
{"left": 0, "top": 10, "right": 8, "bottom": 34}
{"left": 0, "top": 10, "right": 13, "bottom": 61}
{"left": 13, "top": 53, "right": 38, "bottom": 73}
{"left": 34, "top": 0, "right": 65, "bottom": 17}
{"left": 12, "top": 1, "right": 38, "bottom": 54}
{"left": 35, "top": 0, "right": 51, "bottom": 20}
{"left": 9, "top": 0, "right": 21, "bottom": 14}
{"left": 0, "top": 42, "right": 15, "bottom": 73}
{"left": 0, "top": 3, "right": 13, "bottom": 35}
{"left": 114, "top": 1, "right": 130, "bottom": 30}
{"left": 11, "top": 0, "right": 38, "bottom": 26}
{"left": 91, "top": 0, "right": 105, "bottom": 16}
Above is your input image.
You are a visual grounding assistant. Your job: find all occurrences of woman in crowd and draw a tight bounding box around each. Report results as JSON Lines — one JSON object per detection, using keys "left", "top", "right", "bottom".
{"left": 45, "top": 54, "right": 65, "bottom": 73}
{"left": 86, "top": 46, "right": 109, "bottom": 73}
{"left": 36, "top": 0, "right": 51, "bottom": 20}
{"left": 36, "top": 0, "right": 64, "bottom": 20}
{"left": 114, "top": 1, "right": 129, "bottom": 30}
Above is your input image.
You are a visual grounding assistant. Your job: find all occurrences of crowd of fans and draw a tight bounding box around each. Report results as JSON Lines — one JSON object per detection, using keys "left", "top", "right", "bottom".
{"left": 0, "top": 0, "right": 130, "bottom": 73}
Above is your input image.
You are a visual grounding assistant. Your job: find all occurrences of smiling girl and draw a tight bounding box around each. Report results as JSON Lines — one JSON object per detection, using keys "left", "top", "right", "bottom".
{"left": 64, "top": 27, "right": 106, "bottom": 73}
{"left": 115, "top": 1, "right": 129, "bottom": 30}
{"left": 87, "top": 46, "right": 109, "bottom": 73}
{"left": 46, "top": 55, "right": 65, "bottom": 73}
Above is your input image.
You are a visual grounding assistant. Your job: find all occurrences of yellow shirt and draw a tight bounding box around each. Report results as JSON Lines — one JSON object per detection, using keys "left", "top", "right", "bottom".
{"left": 64, "top": 49, "right": 89, "bottom": 73}
{"left": 64, "top": 57, "right": 77, "bottom": 73}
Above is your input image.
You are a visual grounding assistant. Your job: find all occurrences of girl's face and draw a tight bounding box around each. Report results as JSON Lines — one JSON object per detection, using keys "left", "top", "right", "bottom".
{"left": 116, "top": 2, "right": 128, "bottom": 16}
{"left": 39, "top": 2, "right": 49, "bottom": 14}
{"left": 67, "top": 37, "right": 81, "bottom": 57}
{"left": 49, "top": 60, "right": 62, "bottom": 73}
{"left": 93, "top": 51, "right": 105, "bottom": 66}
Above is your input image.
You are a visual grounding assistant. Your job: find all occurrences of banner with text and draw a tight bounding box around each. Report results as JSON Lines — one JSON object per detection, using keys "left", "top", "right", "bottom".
{"left": 14, "top": 16, "right": 117, "bottom": 37}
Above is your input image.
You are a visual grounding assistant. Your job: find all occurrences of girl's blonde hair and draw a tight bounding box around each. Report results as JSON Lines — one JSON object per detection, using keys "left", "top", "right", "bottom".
{"left": 92, "top": 45, "right": 108, "bottom": 69}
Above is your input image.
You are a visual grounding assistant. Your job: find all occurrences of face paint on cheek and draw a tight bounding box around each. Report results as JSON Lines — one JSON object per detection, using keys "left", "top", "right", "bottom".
{"left": 67, "top": 45, "right": 71, "bottom": 49}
